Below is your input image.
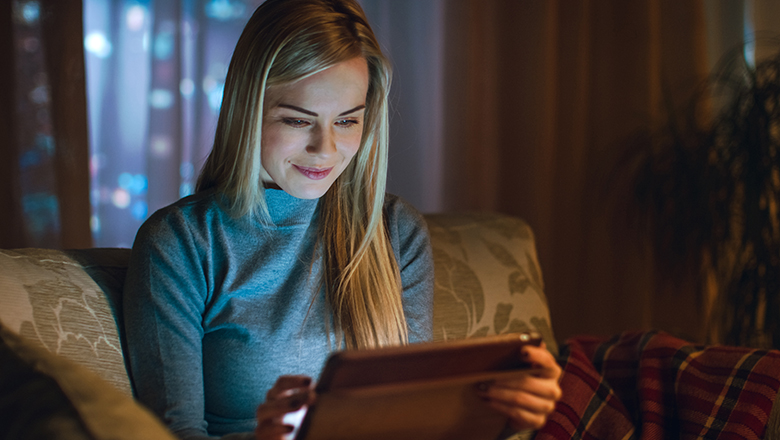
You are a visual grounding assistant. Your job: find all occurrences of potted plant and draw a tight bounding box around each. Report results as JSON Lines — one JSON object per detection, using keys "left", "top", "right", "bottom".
{"left": 619, "top": 45, "right": 780, "bottom": 348}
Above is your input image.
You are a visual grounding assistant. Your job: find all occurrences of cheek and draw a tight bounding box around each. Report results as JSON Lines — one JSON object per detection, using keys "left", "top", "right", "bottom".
{"left": 261, "top": 125, "right": 296, "bottom": 165}
{"left": 340, "top": 131, "right": 364, "bottom": 161}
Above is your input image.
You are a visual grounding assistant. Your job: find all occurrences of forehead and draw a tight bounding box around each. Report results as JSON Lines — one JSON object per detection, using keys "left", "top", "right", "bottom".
{"left": 264, "top": 57, "right": 369, "bottom": 109}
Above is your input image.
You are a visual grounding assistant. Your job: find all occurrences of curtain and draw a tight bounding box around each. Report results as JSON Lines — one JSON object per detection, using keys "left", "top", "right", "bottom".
{"left": 5, "top": 0, "right": 778, "bottom": 342}
{"left": 1, "top": 0, "right": 92, "bottom": 249}
{"left": 439, "top": 0, "right": 711, "bottom": 343}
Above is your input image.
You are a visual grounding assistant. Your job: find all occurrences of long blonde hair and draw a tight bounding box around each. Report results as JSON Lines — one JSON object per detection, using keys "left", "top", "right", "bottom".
{"left": 196, "top": 0, "right": 406, "bottom": 349}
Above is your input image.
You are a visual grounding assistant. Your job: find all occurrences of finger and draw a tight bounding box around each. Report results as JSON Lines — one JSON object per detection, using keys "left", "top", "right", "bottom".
{"left": 266, "top": 375, "right": 313, "bottom": 400}
{"left": 486, "top": 398, "right": 549, "bottom": 431}
{"left": 521, "top": 346, "right": 561, "bottom": 379}
{"left": 478, "top": 385, "right": 558, "bottom": 416}
{"left": 256, "top": 389, "right": 314, "bottom": 423}
{"left": 255, "top": 423, "right": 295, "bottom": 440}
{"left": 488, "top": 375, "right": 563, "bottom": 401}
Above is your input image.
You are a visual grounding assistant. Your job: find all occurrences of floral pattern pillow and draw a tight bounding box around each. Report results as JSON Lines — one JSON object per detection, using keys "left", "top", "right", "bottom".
{"left": 425, "top": 213, "right": 558, "bottom": 355}
{"left": 0, "top": 249, "right": 131, "bottom": 395}
{"left": 0, "top": 321, "right": 176, "bottom": 439}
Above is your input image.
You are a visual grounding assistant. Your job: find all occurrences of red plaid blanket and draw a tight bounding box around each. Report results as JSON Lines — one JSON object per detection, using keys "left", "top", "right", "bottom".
{"left": 537, "top": 331, "right": 780, "bottom": 440}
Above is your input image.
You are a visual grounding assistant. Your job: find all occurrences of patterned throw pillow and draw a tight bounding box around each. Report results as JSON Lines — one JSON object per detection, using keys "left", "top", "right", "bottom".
{"left": 425, "top": 213, "right": 558, "bottom": 355}
{"left": 0, "top": 249, "right": 131, "bottom": 395}
{"left": 0, "top": 322, "right": 177, "bottom": 440}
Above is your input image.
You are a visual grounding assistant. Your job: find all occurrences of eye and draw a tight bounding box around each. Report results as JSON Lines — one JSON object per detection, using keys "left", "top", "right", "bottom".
{"left": 335, "top": 118, "right": 360, "bottom": 128}
{"left": 282, "top": 118, "right": 310, "bottom": 128}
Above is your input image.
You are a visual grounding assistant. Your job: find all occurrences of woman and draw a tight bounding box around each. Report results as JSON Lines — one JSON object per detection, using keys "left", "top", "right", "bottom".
{"left": 122, "top": 1, "right": 561, "bottom": 439}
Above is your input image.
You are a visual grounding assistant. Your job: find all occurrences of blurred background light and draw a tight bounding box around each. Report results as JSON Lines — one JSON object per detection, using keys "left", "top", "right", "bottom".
{"left": 90, "top": 215, "right": 100, "bottom": 233}
{"left": 111, "top": 188, "right": 131, "bottom": 209}
{"left": 126, "top": 5, "right": 146, "bottom": 31}
{"left": 205, "top": 0, "right": 246, "bottom": 21}
{"left": 21, "top": 1, "right": 40, "bottom": 23}
{"left": 179, "top": 183, "right": 193, "bottom": 198}
{"left": 149, "top": 89, "right": 174, "bottom": 109}
{"left": 131, "top": 200, "right": 148, "bottom": 220}
{"left": 150, "top": 135, "right": 171, "bottom": 157}
{"left": 28, "top": 85, "right": 48, "bottom": 104}
{"left": 180, "top": 78, "right": 195, "bottom": 97}
{"left": 23, "top": 37, "right": 39, "bottom": 52}
{"left": 118, "top": 172, "right": 134, "bottom": 190}
{"left": 154, "top": 22, "right": 175, "bottom": 59}
{"left": 180, "top": 162, "right": 194, "bottom": 179}
{"left": 207, "top": 83, "right": 224, "bottom": 112}
{"left": 84, "top": 31, "right": 112, "bottom": 58}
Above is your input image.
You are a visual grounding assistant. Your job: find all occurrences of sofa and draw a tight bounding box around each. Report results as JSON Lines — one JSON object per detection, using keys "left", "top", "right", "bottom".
{"left": 0, "top": 212, "right": 556, "bottom": 439}
{"left": 3, "top": 211, "right": 780, "bottom": 440}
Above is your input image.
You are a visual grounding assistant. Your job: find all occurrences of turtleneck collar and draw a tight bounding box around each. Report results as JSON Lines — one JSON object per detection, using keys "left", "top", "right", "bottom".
{"left": 263, "top": 187, "right": 319, "bottom": 227}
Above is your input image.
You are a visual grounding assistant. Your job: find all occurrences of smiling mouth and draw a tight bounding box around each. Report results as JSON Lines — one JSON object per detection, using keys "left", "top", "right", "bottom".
{"left": 293, "top": 165, "right": 333, "bottom": 180}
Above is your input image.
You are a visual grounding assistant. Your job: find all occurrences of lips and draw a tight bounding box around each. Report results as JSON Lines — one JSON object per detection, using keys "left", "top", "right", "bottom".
{"left": 293, "top": 165, "right": 333, "bottom": 180}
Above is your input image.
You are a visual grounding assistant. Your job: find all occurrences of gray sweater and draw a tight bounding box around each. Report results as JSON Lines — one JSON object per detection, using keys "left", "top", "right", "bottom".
{"left": 122, "top": 188, "right": 434, "bottom": 439}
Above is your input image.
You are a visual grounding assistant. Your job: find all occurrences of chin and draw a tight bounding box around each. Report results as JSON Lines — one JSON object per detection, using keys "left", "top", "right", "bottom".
{"left": 281, "top": 183, "right": 331, "bottom": 200}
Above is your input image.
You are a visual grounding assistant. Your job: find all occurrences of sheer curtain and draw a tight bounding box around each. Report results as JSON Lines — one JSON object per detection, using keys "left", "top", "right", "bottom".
{"left": 84, "top": 0, "right": 266, "bottom": 247}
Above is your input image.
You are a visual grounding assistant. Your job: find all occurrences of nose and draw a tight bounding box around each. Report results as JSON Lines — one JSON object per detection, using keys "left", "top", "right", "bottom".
{"left": 306, "top": 125, "right": 337, "bottom": 156}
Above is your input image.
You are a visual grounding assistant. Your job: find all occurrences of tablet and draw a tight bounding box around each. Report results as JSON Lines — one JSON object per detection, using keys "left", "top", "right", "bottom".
{"left": 295, "top": 332, "right": 542, "bottom": 440}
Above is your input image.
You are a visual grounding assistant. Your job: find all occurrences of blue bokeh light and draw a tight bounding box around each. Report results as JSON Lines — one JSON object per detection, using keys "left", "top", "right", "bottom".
{"left": 154, "top": 30, "right": 174, "bottom": 60}
{"left": 118, "top": 172, "right": 134, "bottom": 190}
{"left": 180, "top": 183, "right": 193, "bottom": 197}
{"left": 119, "top": 172, "right": 148, "bottom": 195}
{"left": 180, "top": 162, "right": 194, "bottom": 179}
{"left": 22, "top": 193, "right": 59, "bottom": 239}
{"left": 19, "top": 150, "right": 43, "bottom": 168}
{"left": 205, "top": 0, "right": 246, "bottom": 21}
{"left": 22, "top": 1, "right": 41, "bottom": 23}
{"left": 131, "top": 200, "right": 148, "bottom": 220}
{"left": 150, "top": 89, "right": 174, "bottom": 109}
{"left": 84, "top": 32, "right": 113, "bottom": 58}
{"left": 207, "top": 83, "right": 224, "bottom": 113}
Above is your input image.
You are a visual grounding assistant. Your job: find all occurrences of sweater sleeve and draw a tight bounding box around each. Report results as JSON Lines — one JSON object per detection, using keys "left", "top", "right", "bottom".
{"left": 123, "top": 208, "right": 238, "bottom": 440}
{"left": 385, "top": 195, "right": 434, "bottom": 343}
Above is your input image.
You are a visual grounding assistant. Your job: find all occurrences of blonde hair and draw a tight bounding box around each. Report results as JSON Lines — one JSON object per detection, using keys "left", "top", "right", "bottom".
{"left": 196, "top": 0, "right": 406, "bottom": 349}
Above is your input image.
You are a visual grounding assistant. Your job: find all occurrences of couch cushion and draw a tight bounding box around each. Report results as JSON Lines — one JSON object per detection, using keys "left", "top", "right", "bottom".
{"left": 0, "top": 322, "right": 95, "bottom": 440}
{"left": 425, "top": 213, "right": 557, "bottom": 355}
{"left": 0, "top": 322, "right": 176, "bottom": 440}
{"left": 0, "top": 249, "right": 131, "bottom": 395}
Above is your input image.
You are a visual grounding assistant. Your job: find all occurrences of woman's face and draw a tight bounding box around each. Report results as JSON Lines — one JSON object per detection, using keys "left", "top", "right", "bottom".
{"left": 261, "top": 57, "right": 369, "bottom": 199}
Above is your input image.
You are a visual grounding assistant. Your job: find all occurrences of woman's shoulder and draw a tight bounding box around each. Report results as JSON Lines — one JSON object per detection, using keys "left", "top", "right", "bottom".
{"left": 383, "top": 193, "right": 425, "bottom": 227}
{"left": 134, "top": 190, "right": 226, "bottom": 243}
{"left": 383, "top": 193, "right": 430, "bottom": 245}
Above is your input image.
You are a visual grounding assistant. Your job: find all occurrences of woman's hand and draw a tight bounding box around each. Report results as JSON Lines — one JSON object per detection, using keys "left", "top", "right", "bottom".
{"left": 477, "top": 343, "right": 562, "bottom": 431}
{"left": 255, "top": 375, "right": 315, "bottom": 440}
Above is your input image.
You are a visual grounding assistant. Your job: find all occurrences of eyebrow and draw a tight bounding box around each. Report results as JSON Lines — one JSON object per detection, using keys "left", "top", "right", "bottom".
{"left": 277, "top": 104, "right": 366, "bottom": 117}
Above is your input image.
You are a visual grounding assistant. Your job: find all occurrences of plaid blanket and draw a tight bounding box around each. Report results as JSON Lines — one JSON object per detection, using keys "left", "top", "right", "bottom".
{"left": 536, "top": 331, "right": 780, "bottom": 440}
